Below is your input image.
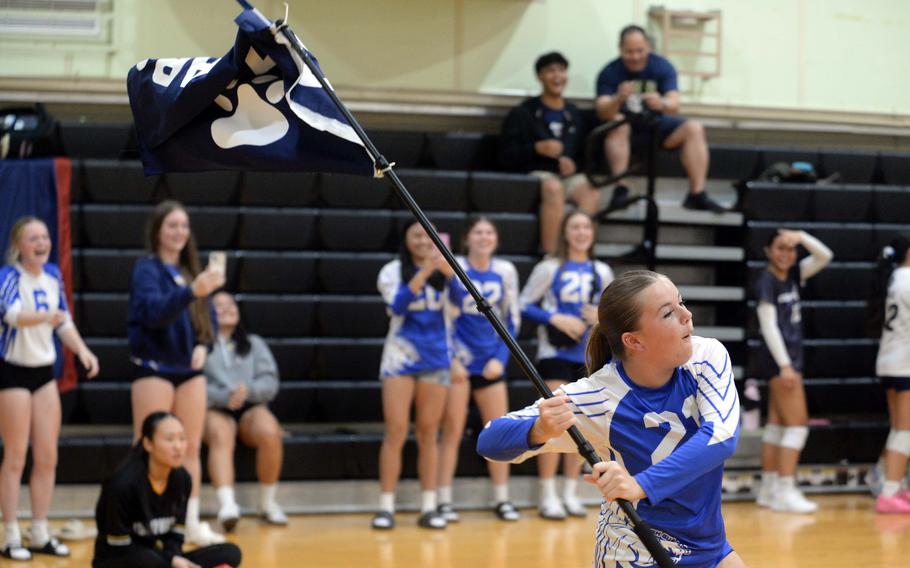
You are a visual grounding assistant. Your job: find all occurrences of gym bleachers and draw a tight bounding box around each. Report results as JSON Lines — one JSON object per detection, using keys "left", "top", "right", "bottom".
{"left": 51, "top": 119, "right": 910, "bottom": 483}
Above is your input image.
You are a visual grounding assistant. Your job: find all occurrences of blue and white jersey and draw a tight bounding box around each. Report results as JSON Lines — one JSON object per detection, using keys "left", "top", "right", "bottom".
{"left": 478, "top": 336, "right": 739, "bottom": 567}
{"left": 448, "top": 256, "right": 520, "bottom": 376}
{"left": 0, "top": 263, "right": 72, "bottom": 367}
{"left": 377, "top": 259, "right": 450, "bottom": 377}
{"left": 519, "top": 258, "right": 613, "bottom": 364}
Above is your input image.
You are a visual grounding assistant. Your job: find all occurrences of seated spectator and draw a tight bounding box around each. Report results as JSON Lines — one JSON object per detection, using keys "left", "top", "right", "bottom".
{"left": 500, "top": 51, "right": 603, "bottom": 255}
{"left": 595, "top": 25, "right": 726, "bottom": 212}
{"left": 203, "top": 291, "right": 287, "bottom": 532}
{"left": 93, "top": 412, "right": 241, "bottom": 568}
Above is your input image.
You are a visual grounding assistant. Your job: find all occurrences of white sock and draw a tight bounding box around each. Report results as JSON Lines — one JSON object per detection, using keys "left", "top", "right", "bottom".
{"left": 539, "top": 478, "right": 558, "bottom": 502}
{"left": 493, "top": 484, "right": 509, "bottom": 504}
{"left": 421, "top": 491, "right": 437, "bottom": 514}
{"left": 30, "top": 519, "right": 49, "bottom": 547}
{"left": 882, "top": 480, "right": 901, "bottom": 498}
{"left": 760, "top": 471, "right": 778, "bottom": 490}
{"left": 437, "top": 485, "right": 453, "bottom": 505}
{"left": 564, "top": 477, "right": 579, "bottom": 501}
{"left": 379, "top": 492, "right": 395, "bottom": 514}
{"left": 186, "top": 496, "right": 200, "bottom": 530}
{"left": 778, "top": 476, "right": 796, "bottom": 492}
{"left": 260, "top": 483, "right": 277, "bottom": 510}
{"left": 216, "top": 486, "right": 237, "bottom": 509}
{"left": 4, "top": 522, "right": 21, "bottom": 548}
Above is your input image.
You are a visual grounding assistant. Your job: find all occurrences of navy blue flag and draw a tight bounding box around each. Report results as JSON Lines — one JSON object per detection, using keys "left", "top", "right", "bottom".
{"left": 127, "top": 8, "right": 375, "bottom": 177}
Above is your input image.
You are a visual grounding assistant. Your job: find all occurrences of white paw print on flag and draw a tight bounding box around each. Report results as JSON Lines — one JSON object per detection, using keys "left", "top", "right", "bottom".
{"left": 211, "top": 47, "right": 289, "bottom": 149}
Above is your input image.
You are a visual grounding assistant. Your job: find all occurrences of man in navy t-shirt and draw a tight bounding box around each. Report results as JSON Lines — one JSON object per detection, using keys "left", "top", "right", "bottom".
{"left": 595, "top": 25, "right": 726, "bottom": 213}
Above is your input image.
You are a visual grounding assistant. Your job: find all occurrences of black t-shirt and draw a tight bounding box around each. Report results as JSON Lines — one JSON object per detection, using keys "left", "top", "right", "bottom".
{"left": 94, "top": 457, "right": 190, "bottom": 562}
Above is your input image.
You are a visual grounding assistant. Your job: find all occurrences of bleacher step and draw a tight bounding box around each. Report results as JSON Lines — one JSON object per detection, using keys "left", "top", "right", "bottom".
{"left": 596, "top": 243, "right": 745, "bottom": 262}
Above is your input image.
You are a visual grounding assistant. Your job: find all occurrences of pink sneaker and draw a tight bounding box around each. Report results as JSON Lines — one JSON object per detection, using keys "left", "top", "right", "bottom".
{"left": 876, "top": 494, "right": 910, "bottom": 514}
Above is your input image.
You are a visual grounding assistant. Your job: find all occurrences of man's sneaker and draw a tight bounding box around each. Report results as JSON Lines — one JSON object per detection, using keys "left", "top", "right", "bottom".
{"left": 876, "top": 494, "right": 910, "bottom": 514}
{"left": 756, "top": 483, "right": 776, "bottom": 508}
{"left": 494, "top": 501, "right": 521, "bottom": 522}
{"left": 186, "top": 521, "right": 226, "bottom": 545}
{"left": 771, "top": 488, "right": 818, "bottom": 513}
{"left": 603, "top": 184, "right": 634, "bottom": 214}
{"left": 538, "top": 496, "right": 567, "bottom": 520}
{"left": 371, "top": 511, "right": 395, "bottom": 530}
{"left": 217, "top": 501, "right": 241, "bottom": 532}
{"left": 563, "top": 496, "right": 587, "bottom": 518}
{"left": 417, "top": 511, "right": 447, "bottom": 529}
{"left": 437, "top": 503, "right": 460, "bottom": 523}
{"left": 260, "top": 503, "right": 288, "bottom": 526}
{"left": 682, "top": 191, "right": 726, "bottom": 213}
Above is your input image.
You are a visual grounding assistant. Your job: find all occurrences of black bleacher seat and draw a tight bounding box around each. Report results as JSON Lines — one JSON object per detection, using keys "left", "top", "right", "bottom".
{"left": 655, "top": 148, "right": 686, "bottom": 178}
{"left": 805, "top": 262, "right": 876, "bottom": 300}
{"left": 310, "top": 382, "right": 382, "bottom": 422}
{"left": 70, "top": 207, "right": 82, "bottom": 248}
{"left": 60, "top": 122, "right": 133, "bottom": 159}
{"left": 238, "top": 251, "right": 317, "bottom": 293}
{"left": 813, "top": 185, "right": 872, "bottom": 222}
{"left": 708, "top": 144, "right": 762, "bottom": 180}
{"left": 81, "top": 160, "right": 158, "bottom": 203}
{"left": 368, "top": 131, "right": 426, "bottom": 168}
{"left": 267, "top": 381, "right": 317, "bottom": 422}
{"left": 76, "top": 249, "right": 144, "bottom": 292}
{"left": 318, "top": 210, "right": 393, "bottom": 251}
{"left": 872, "top": 186, "right": 910, "bottom": 223}
{"left": 79, "top": 205, "right": 240, "bottom": 249}
{"left": 242, "top": 172, "right": 318, "bottom": 206}
{"left": 469, "top": 172, "right": 540, "bottom": 213}
{"left": 486, "top": 213, "right": 539, "bottom": 255}
{"left": 396, "top": 169, "right": 469, "bottom": 211}
{"left": 803, "top": 339, "right": 877, "bottom": 378}
{"left": 391, "top": 211, "right": 465, "bottom": 246}
{"left": 318, "top": 296, "right": 388, "bottom": 338}
{"left": 163, "top": 171, "right": 241, "bottom": 205}
{"left": 80, "top": 382, "right": 132, "bottom": 424}
{"left": 84, "top": 338, "right": 132, "bottom": 381}
{"left": 762, "top": 147, "right": 821, "bottom": 170}
{"left": 803, "top": 378, "right": 885, "bottom": 415}
{"left": 266, "top": 338, "right": 316, "bottom": 379}
{"left": 75, "top": 293, "right": 128, "bottom": 337}
{"left": 819, "top": 150, "right": 877, "bottom": 184}
{"left": 425, "top": 132, "right": 498, "bottom": 171}
{"left": 58, "top": 438, "right": 113, "bottom": 483}
{"left": 241, "top": 208, "right": 317, "bottom": 250}
{"left": 319, "top": 173, "right": 391, "bottom": 209}
{"left": 879, "top": 152, "right": 910, "bottom": 185}
{"left": 743, "top": 221, "right": 876, "bottom": 261}
{"left": 237, "top": 294, "right": 316, "bottom": 337}
{"left": 801, "top": 301, "right": 867, "bottom": 339}
{"left": 315, "top": 339, "right": 383, "bottom": 379}
{"left": 317, "top": 252, "right": 392, "bottom": 294}
{"left": 745, "top": 182, "right": 811, "bottom": 221}
{"left": 873, "top": 223, "right": 910, "bottom": 252}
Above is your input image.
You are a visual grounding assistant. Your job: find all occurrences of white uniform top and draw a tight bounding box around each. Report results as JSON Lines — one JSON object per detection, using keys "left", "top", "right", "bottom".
{"left": 0, "top": 263, "right": 73, "bottom": 367}
{"left": 876, "top": 266, "right": 910, "bottom": 377}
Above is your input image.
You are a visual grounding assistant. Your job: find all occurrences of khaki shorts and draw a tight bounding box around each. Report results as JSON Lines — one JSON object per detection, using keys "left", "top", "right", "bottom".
{"left": 530, "top": 171, "right": 592, "bottom": 199}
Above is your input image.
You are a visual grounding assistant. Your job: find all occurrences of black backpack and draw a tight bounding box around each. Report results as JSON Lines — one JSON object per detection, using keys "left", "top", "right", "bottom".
{"left": 0, "top": 104, "right": 61, "bottom": 159}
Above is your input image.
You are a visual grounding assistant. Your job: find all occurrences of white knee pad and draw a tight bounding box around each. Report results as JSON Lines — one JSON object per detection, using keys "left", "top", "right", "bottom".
{"left": 762, "top": 423, "right": 784, "bottom": 446}
{"left": 886, "top": 429, "right": 910, "bottom": 457}
{"left": 779, "top": 426, "right": 809, "bottom": 450}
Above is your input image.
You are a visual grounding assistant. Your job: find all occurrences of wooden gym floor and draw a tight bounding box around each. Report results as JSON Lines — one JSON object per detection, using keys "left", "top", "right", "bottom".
{"left": 41, "top": 495, "right": 910, "bottom": 567}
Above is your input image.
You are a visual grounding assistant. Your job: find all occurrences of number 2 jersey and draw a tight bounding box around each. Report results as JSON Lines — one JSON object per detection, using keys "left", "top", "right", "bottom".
{"left": 377, "top": 259, "right": 450, "bottom": 377}
{"left": 448, "top": 256, "right": 520, "bottom": 375}
{"left": 520, "top": 258, "right": 613, "bottom": 364}
{"left": 877, "top": 266, "right": 910, "bottom": 377}
{"left": 477, "top": 336, "right": 740, "bottom": 567}
{"left": 0, "top": 262, "right": 72, "bottom": 367}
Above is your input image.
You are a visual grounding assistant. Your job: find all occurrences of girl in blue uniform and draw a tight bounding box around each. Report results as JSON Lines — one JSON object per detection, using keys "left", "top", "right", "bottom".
{"left": 479, "top": 270, "right": 747, "bottom": 567}
{"left": 753, "top": 229, "right": 832, "bottom": 514}
{"left": 0, "top": 216, "right": 99, "bottom": 560}
{"left": 128, "top": 201, "right": 226, "bottom": 545}
{"left": 436, "top": 216, "right": 521, "bottom": 522}
{"left": 373, "top": 220, "right": 454, "bottom": 530}
{"left": 519, "top": 211, "right": 613, "bottom": 519}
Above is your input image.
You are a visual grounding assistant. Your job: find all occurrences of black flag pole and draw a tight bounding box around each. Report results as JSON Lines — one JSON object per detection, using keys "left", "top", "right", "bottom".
{"left": 237, "top": 2, "right": 673, "bottom": 565}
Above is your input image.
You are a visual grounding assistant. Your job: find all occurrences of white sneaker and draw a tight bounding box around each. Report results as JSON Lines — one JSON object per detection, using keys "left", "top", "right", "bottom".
{"left": 563, "top": 496, "right": 587, "bottom": 518}
{"left": 538, "top": 496, "right": 567, "bottom": 520}
{"left": 260, "top": 503, "right": 288, "bottom": 526}
{"left": 186, "top": 521, "right": 226, "bottom": 545}
{"left": 217, "top": 501, "right": 241, "bottom": 532}
{"left": 756, "top": 483, "right": 775, "bottom": 508}
{"left": 772, "top": 488, "right": 818, "bottom": 514}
